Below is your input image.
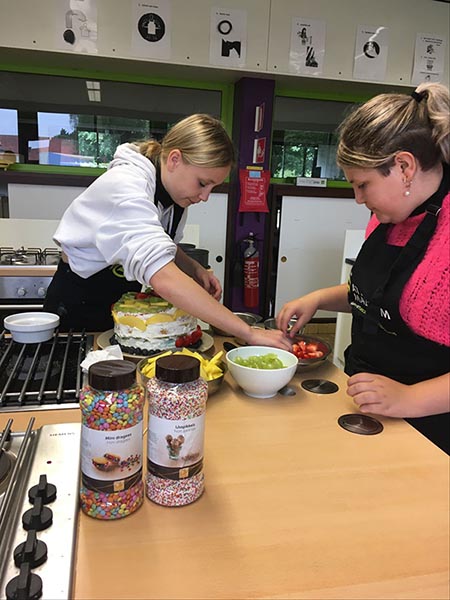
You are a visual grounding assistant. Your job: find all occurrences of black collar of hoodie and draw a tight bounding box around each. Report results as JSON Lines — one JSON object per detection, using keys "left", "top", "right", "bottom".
{"left": 153, "top": 162, "right": 185, "bottom": 240}
{"left": 155, "top": 163, "right": 174, "bottom": 209}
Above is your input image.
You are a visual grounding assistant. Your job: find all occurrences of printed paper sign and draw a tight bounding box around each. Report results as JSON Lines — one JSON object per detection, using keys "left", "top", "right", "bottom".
{"left": 131, "top": 0, "right": 171, "bottom": 59}
{"left": 411, "top": 33, "right": 447, "bottom": 85}
{"left": 210, "top": 7, "right": 247, "bottom": 67}
{"left": 253, "top": 138, "right": 266, "bottom": 164}
{"left": 56, "top": 0, "right": 98, "bottom": 54}
{"left": 289, "top": 18, "right": 326, "bottom": 75}
{"left": 353, "top": 25, "right": 389, "bottom": 81}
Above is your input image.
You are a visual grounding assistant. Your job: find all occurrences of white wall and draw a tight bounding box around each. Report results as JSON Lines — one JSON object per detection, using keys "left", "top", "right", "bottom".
{"left": 0, "top": 0, "right": 448, "bottom": 87}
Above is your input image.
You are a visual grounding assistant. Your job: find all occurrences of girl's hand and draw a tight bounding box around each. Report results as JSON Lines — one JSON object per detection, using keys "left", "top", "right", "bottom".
{"left": 347, "top": 373, "right": 415, "bottom": 417}
{"left": 245, "top": 327, "right": 293, "bottom": 352}
{"left": 193, "top": 265, "right": 222, "bottom": 300}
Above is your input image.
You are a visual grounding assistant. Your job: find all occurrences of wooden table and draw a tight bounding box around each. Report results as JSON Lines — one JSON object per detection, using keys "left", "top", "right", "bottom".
{"left": 2, "top": 344, "right": 449, "bottom": 599}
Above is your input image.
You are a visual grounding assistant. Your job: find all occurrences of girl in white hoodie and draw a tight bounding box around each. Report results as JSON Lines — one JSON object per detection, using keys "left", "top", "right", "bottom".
{"left": 44, "top": 113, "right": 292, "bottom": 350}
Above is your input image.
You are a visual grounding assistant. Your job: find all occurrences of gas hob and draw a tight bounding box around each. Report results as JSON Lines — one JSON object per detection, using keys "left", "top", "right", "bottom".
{"left": 0, "top": 418, "right": 81, "bottom": 600}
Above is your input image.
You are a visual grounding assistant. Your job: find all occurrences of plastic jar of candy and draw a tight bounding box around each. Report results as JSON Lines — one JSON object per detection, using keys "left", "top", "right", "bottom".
{"left": 146, "top": 354, "right": 208, "bottom": 506}
{"left": 79, "top": 360, "right": 144, "bottom": 519}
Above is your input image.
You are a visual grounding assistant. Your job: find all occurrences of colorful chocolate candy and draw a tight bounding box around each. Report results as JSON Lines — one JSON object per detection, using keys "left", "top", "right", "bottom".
{"left": 80, "top": 360, "right": 144, "bottom": 519}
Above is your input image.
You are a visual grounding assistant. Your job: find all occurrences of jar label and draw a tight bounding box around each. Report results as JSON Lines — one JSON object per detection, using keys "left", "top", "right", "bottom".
{"left": 81, "top": 422, "right": 143, "bottom": 493}
{"left": 147, "top": 414, "right": 205, "bottom": 480}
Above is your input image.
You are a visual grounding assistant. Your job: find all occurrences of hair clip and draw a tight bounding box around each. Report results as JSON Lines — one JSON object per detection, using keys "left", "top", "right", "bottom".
{"left": 411, "top": 90, "right": 425, "bottom": 103}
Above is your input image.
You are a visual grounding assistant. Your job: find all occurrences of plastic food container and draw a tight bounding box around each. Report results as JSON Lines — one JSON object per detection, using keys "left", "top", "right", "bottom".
{"left": 3, "top": 312, "right": 60, "bottom": 343}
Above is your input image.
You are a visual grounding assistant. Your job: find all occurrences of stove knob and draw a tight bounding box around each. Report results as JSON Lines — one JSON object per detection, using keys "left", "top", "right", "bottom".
{"left": 5, "top": 562, "right": 43, "bottom": 600}
{"left": 14, "top": 530, "right": 48, "bottom": 569}
{"left": 17, "top": 287, "right": 27, "bottom": 297}
{"left": 37, "top": 287, "right": 47, "bottom": 298}
{"left": 28, "top": 474, "right": 57, "bottom": 504}
{"left": 22, "top": 497, "right": 53, "bottom": 532}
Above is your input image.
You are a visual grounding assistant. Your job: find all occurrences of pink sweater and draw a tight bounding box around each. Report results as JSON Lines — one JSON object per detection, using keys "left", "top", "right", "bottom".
{"left": 365, "top": 192, "right": 450, "bottom": 347}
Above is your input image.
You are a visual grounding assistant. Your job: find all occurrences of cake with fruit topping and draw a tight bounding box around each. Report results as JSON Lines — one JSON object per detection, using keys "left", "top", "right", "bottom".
{"left": 112, "top": 291, "right": 202, "bottom": 354}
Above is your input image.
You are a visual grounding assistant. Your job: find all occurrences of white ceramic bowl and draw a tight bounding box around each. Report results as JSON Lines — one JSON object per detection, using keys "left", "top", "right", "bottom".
{"left": 4, "top": 312, "right": 60, "bottom": 344}
{"left": 226, "top": 346, "right": 297, "bottom": 398}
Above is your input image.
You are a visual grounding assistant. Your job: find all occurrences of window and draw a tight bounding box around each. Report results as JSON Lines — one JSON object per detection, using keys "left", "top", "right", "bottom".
{"left": 272, "top": 96, "right": 358, "bottom": 180}
{"left": 0, "top": 71, "right": 222, "bottom": 168}
{"left": 0, "top": 108, "right": 18, "bottom": 154}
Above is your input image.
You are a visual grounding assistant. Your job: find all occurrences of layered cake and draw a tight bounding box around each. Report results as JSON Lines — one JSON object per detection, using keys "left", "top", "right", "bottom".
{"left": 112, "top": 291, "right": 202, "bottom": 354}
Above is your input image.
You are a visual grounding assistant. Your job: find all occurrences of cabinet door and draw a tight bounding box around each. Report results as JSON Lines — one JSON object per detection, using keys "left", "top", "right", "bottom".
{"left": 275, "top": 195, "right": 370, "bottom": 316}
{"left": 184, "top": 192, "right": 228, "bottom": 299}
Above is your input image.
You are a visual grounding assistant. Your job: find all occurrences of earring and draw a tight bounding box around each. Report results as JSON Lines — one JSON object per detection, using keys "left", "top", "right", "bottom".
{"left": 404, "top": 179, "right": 411, "bottom": 197}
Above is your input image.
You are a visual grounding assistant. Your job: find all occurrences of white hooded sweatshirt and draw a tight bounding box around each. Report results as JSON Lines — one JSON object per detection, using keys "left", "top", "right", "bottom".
{"left": 54, "top": 143, "right": 187, "bottom": 285}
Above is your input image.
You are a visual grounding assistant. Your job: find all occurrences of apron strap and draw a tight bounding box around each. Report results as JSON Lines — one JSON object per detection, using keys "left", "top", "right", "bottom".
{"left": 363, "top": 200, "right": 444, "bottom": 334}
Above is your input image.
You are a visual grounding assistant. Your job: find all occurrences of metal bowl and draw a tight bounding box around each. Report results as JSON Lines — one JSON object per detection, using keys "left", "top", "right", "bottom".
{"left": 211, "top": 312, "right": 262, "bottom": 337}
{"left": 264, "top": 317, "right": 304, "bottom": 335}
{"left": 293, "top": 334, "right": 332, "bottom": 372}
{"left": 137, "top": 355, "right": 227, "bottom": 397}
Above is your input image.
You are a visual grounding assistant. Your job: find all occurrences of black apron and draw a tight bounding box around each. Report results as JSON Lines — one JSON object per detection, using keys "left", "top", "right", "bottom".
{"left": 345, "top": 167, "right": 450, "bottom": 454}
{"left": 44, "top": 165, "right": 184, "bottom": 332}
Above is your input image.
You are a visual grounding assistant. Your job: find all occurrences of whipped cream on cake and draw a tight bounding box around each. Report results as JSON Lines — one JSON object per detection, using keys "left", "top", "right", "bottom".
{"left": 112, "top": 291, "right": 200, "bottom": 354}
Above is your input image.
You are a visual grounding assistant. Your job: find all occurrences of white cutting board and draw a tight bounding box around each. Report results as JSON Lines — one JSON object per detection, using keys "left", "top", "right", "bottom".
{"left": 0, "top": 218, "right": 60, "bottom": 248}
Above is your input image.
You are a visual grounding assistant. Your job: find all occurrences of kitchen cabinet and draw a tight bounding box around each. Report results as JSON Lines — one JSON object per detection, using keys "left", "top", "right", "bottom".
{"left": 3, "top": 353, "right": 448, "bottom": 600}
{"left": 274, "top": 194, "right": 370, "bottom": 315}
{"left": 333, "top": 229, "right": 365, "bottom": 369}
{"left": 185, "top": 192, "right": 228, "bottom": 299}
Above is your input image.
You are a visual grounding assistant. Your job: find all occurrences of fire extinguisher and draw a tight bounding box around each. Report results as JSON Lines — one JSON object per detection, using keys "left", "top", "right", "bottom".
{"left": 243, "top": 233, "right": 259, "bottom": 308}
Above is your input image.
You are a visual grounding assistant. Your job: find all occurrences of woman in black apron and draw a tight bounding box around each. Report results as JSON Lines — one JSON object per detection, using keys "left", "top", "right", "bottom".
{"left": 277, "top": 83, "right": 450, "bottom": 453}
{"left": 44, "top": 114, "right": 293, "bottom": 351}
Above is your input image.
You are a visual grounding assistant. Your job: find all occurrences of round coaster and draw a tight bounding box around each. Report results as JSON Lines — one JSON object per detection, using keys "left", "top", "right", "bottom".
{"left": 301, "top": 379, "right": 339, "bottom": 394}
{"left": 338, "top": 414, "right": 384, "bottom": 435}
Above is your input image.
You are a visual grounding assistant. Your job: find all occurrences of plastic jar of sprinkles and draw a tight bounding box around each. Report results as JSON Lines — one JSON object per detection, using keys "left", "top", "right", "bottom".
{"left": 80, "top": 360, "right": 144, "bottom": 519}
{"left": 146, "top": 355, "right": 208, "bottom": 507}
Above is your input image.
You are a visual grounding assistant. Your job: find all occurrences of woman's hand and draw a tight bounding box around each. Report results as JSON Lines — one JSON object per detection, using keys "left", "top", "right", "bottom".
{"left": 277, "top": 284, "right": 351, "bottom": 336}
{"left": 192, "top": 264, "right": 222, "bottom": 300}
{"left": 276, "top": 292, "right": 320, "bottom": 336}
{"left": 245, "top": 327, "right": 293, "bottom": 352}
{"left": 347, "top": 373, "right": 414, "bottom": 417}
{"left": 347, "top": 372, "right": 450, "bottom": 418}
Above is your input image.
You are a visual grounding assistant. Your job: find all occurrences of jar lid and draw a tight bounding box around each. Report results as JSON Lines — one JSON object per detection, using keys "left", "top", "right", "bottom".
{"left": 155, "top": 355, "right": 200, "bottom": 383}
{"left": 88, "top": 360, "right": 136, "bottom": 390}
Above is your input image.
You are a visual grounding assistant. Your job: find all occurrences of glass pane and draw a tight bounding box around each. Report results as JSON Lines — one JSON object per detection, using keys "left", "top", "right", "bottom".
{"left": 0, "top": 108, "right": 19, "bottom": 153}
{"left": 1, "top": 71, "right": 223, "bottom": 167}
{"left": 272, "top": 97, "right": 357, "bottom": 180}
{"left": 36, "top": 112, "right": 96, "bottom": 166}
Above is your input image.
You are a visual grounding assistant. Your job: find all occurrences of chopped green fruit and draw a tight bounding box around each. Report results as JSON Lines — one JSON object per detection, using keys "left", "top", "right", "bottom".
{"left": 232, "top": 353, "right": 286, "bottom": 369}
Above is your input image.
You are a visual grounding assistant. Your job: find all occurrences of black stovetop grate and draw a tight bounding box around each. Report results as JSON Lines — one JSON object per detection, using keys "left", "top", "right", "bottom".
{"left": 0, "top": 332, "right": 93, "bottom": 410}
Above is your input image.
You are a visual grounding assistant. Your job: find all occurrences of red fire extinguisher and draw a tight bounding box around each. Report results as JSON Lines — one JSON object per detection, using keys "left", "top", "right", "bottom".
{"left": 243, "top": 233, "right": 259, "bottom": 308}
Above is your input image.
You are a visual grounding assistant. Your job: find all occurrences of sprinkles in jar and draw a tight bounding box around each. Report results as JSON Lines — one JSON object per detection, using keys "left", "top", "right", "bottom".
{"left": 146, "top": 355, "right": 207, "bottom": 507}
{"left": 80, "top": 360, "right": 144, "bottom": 519}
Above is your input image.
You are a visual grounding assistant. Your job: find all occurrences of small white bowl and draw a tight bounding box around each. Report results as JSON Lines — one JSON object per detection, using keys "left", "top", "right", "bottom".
{"left": 4, "top": 312, "right": 60, "bottom": 344}
{"left": 226, "top": 346, "right": 297, "bottom": 398}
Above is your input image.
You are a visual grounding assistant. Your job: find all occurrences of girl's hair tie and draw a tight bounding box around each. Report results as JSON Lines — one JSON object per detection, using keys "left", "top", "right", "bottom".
{"left": 411, "top": 90, "right": 425, "bottom": 103}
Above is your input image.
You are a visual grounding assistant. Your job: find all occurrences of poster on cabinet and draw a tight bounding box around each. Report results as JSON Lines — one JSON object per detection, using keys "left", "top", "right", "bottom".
{"left": 411, "top": 33, "right": 447, "bottom": 85}
{"left": 131, "top": 0, "right": 171, "bottom": 60}
{"left": 210, "top": 8, "right": 247, "bottom": 67}
{"left": 353, "top": 25, "right": 389, "bottom": 82}
{"left": 56, "top": 0, "right": 98, "bottom": 54}
{"left": 289, "top": 18, "right": 326, "bottom": 76}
